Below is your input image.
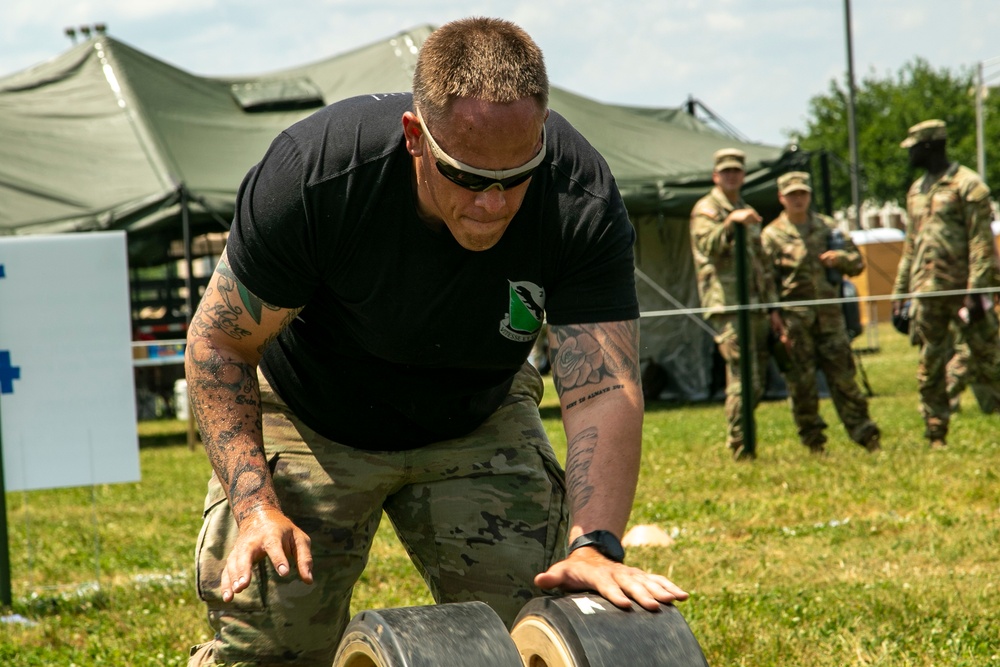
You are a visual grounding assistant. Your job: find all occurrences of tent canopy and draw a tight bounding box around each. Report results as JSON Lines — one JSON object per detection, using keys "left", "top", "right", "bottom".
{"left": 0, "top": 26, "right": 806, "bottom": 265}
{"left": 0, "top": 26, "right": 811, "bottom": 402}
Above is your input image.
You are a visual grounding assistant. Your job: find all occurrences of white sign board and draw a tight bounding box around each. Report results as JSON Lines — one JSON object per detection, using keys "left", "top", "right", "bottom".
{"left": 0, "top": 232, "right": 140, "bottom": 491}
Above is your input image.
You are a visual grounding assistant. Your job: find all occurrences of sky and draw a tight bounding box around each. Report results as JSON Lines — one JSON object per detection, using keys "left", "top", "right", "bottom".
{"left": 1, "top": 1, "right": 999, "bottom": 147}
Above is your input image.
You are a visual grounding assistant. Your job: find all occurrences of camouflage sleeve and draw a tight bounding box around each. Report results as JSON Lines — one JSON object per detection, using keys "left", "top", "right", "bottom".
{"left": 964, "top": 179, "right": 996, "bottom": 291}
{"left": 892, "top": 189, "right": 918, "bottom": 296}
{"left": 755, "top": 228, "right": 779, "bottom": 306}
{"left": 690, "top": 206, "right": 731, "bottom": 259}
{"left": 760, "top": 225, "right": 778, "bottom": 268}
{"left": 837, "top": 235, "right": 865, "bottom": 278}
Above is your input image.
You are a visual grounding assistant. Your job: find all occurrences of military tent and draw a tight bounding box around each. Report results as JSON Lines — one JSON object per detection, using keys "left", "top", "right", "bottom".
{"left": 0, "top": 26, "right": 809, "bottom": 401}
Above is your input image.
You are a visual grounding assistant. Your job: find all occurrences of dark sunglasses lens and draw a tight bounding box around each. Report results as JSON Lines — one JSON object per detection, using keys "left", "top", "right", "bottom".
{"left": 436, "top": 162, "right": 534, "bottom": 192}
{"left": 436, "top": 163, "right": 492, "bottom": 190}
{"left": 500, "top": 171, "right": 534, "bottom": 189}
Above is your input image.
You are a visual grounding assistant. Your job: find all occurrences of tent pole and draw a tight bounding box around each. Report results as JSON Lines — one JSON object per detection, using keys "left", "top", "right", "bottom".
{"left": 180, "top": 188, "right": 198, "bottom": 450}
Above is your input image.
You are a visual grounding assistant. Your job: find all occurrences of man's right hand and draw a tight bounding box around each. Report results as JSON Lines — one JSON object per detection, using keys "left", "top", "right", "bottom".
{"left": 726, "top": 208, "right": 763, "bottom": 227}
{"left": 963, "top": 294, "right": 987, "bottom": 322}
{"left": 221, "top": 506, "right": 314, "bottom": 602}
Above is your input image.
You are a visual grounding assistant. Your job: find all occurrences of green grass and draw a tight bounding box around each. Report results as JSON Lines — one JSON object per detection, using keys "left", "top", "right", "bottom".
{"left": 3, "top": 322, "right": 999, "bottom": 666}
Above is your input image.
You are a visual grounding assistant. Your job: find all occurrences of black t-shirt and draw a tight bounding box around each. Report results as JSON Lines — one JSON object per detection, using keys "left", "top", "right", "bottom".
{"left": 226, "top": 93, "right": 638, "bottom": 450}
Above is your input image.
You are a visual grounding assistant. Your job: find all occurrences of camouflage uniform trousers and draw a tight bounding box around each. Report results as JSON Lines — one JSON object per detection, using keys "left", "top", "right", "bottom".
{"left": 945, "top": 311, "right": 1000, "bottom": 414}
{"left": 781, "top": 308, "right": 879, "bottom": 449}
{"left": 913, "top": 294, "right": 1000, "bottom": 440}
{"left": 188, "top": 362, "right": 568, "bottom": 666}
{"left": 709, "top": 312, "right": 771, "bottom": 452}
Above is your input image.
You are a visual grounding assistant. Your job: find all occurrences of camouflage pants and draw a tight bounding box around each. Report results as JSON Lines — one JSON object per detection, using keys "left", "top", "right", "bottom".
{"left": 945, "top": 313, "right": 1000, "bottom": 414}
{"left": 710, "top": 313, "right": 771, "bottom": 449}
{"left": 782, "top": 309, "right": 878, "bottom": 448}
{"left": 189, "top": 363, "right": 568, "bottom": 666}
{"left": 913, "top": 295, "right": 1000, "bottom": 439}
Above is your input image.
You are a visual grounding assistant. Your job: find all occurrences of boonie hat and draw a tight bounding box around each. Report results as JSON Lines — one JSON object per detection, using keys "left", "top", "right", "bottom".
{"left": 778, "top": 171, "right": 812, "bottom": 195}
{"left": 900, "top": 119, "right": 947, "bottom": 148}
{"left": 714, "top": 148, "right": 746, "bottom": 172}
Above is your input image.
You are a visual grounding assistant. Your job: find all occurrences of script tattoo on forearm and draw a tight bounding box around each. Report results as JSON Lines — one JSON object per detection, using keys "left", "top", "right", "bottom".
{"left": 551, "top": 321, "right": 639, "bottom": 406}
{"left": 565, "top": 427, "right": 598, "bottom": 511}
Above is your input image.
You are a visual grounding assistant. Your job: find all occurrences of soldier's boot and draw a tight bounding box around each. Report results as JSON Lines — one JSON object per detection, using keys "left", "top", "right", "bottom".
{"left": 857, "top": 426, "right": 881, "bottom": 453}
{"left": 861, "top": 433, "right": 881, "bottom": 452}
{"left": 802, "top": 433, "right": 827, "bottom": 456}
{"left": 728, "top": 440, "right": 756, "bottom": 461}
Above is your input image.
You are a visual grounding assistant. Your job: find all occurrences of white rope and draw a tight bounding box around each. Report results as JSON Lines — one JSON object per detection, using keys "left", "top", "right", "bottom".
{"left": 639, "top": 285, "right": 1000, "bottom": 319}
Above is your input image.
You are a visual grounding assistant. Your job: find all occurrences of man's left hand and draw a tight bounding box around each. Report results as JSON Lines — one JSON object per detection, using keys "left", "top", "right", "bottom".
{"left": 769, "top": 310, "right": 785, "bottom": 336}
{"left": 534, "top": 548, "right": 689, "bottom": 612}
{"left": 818, "top": 250, "right": 839, "bottom": 268}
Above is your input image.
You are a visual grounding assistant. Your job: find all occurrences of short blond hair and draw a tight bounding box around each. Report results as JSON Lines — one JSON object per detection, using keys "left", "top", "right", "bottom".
{"left": 413, "top": 17, "right": 549, "bottom": 127}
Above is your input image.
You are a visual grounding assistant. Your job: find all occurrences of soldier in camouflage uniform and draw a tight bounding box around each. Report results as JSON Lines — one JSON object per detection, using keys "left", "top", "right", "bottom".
{"left": 945, "top": 241, "right": 1000, "bottom": 414}
{"left": 761, "top": 172, "right": 881, "bottom": 454}
{"left": 690, "top": 148, "right": 782, "bottom": 460}
{"left": 184, "top": 18, "right": 687, "bottom": 666}
{"left": 946, "top": 313, "right": 1000, "bottom": 415}
{"left": 892, "top": 119, "right": 1000, "bottom": 448}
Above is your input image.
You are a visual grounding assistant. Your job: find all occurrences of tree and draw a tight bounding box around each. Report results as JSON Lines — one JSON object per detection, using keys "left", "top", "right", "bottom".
{"left": 795, "top": 58, "right": 1000, "bottom": 212}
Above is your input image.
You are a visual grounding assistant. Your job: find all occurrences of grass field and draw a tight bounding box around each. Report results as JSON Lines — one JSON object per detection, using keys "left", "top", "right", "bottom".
{"left": 2, "top": 322, "right": 998, "bottom": 666}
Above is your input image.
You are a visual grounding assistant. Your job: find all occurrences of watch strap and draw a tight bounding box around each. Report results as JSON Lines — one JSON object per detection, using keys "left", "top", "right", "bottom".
{"left": 568, "top": 529, "right": 625, "bottom": 563}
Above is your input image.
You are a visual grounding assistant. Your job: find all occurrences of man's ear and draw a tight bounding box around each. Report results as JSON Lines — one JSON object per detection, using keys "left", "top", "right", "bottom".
{"left": 402, "top": 112, "right": 423, "bottom": 157}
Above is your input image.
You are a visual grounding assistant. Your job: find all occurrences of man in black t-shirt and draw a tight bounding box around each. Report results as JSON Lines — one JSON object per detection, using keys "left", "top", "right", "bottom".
{"left": 186, "top": 17, "right": 687, "bottom": 666}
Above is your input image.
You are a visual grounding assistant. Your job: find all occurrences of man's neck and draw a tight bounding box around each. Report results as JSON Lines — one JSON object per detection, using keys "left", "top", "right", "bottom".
{"left": 924, "top": 162, "right": 951, "bottom": 182}
{"left": 922, "top": 155, "right": 951, "bottom": 180}
{"left": 786, "top": 210, "right": 809, "bottom": 224}
{"left": 720, "top": 187, "right": 741, "bottom": 205}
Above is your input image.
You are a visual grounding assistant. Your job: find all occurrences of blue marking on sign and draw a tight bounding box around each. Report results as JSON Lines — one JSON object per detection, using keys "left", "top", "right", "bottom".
{"left": 0, "top": 264, "right": 5, "bottom": 278}
{"left": 0, "top": 350, "right": 20, "bottom": 394}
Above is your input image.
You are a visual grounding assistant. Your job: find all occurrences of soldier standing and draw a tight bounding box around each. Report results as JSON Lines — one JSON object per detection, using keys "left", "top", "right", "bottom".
{"left": 690, "top": 148, "right": 782, "bottom": 460}
{"left": 761, "top": 172, "right": 881, "bottom": 454}
{"left": 892, "top": 119, "right": 1000, "bottom": 448}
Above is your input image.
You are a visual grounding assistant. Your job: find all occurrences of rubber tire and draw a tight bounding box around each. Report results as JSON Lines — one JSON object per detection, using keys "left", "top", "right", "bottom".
{"left": 510, "top": 593, "right": 710, "bottom": 667}
{"left": 333, "top": 600, "right": 523, "bottom": 667}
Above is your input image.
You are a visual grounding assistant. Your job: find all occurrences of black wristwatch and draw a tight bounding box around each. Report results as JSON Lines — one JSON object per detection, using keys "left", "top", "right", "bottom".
{"left": 568, "top": 530, "right": 625, "bottom": 563}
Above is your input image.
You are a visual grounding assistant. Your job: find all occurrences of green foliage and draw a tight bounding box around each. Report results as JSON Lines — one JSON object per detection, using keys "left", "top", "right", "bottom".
{"left": 796, "top": 58, "right": 1000, "bottom": 210}
{"left": 3, "top": 327, "right": 1000, "bottom": 665}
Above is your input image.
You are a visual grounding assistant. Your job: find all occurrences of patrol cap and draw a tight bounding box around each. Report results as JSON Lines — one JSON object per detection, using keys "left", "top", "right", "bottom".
{"left": 900, "top": 119, "right": 947, "bottom": 148}
{"left": 777, "top": 171, "right": 812, "bottom": 195}
{"left": 713, "top": 148, "right": 746, "bottom": 172}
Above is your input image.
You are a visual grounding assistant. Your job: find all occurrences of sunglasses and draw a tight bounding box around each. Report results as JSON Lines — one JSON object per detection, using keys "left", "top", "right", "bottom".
{"left": 416, "top": 109, "right": 546, "bottom": 192}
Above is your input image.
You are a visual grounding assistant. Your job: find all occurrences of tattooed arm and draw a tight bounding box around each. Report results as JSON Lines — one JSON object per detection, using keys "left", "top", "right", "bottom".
{"left": 534, "top": 319, "right": 688, "bottom": 611}
{"left": 185, "top": 248, "right": 313, "bottom": 602}
{"left": 551, "top": 320, "right": 644, "bottom": 541}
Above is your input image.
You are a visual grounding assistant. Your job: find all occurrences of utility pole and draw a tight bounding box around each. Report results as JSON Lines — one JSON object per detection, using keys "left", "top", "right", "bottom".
{"left": 843, "top": 0, "right": 862, "bottom": 229}
{"left": 976, "top": 57, "right": 1000, "bottom": 179}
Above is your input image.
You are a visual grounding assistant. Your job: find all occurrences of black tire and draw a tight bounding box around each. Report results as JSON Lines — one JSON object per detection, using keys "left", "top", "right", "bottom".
{"left": 333, "top": 601, "right": 523, "bottom": 667}
{"left": 510, "top": 593, "right": 710, "bottom": 667}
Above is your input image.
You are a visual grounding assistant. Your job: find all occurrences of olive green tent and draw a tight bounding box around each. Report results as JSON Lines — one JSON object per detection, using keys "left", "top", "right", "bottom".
{"left": 0, "top": 26, "right": 808, "bottom": 401}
